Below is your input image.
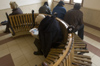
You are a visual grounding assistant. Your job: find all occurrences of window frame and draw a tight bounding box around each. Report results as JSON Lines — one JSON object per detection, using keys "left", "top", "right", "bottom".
{"left": 53, "top": 0, "right": 84, "bottom": 6}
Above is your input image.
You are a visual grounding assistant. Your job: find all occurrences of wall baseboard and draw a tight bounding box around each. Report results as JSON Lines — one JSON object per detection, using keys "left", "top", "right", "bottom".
{"left": 84, "top": 22, "right": 100, "bottom": 31}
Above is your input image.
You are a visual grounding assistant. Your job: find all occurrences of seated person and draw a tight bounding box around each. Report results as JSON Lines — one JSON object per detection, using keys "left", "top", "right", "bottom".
{"left": 52, "top": 1, "right": 66, "bottom": 20}
{"left": 39, "top": 2, "right": 52, "bottom": 15}
{"left": 1, "top": 1, "right": 23, "bottom": 33}
{"left": 64, "top": 3, "right": 84, "bottom": 40}
{"left": 32, "top": 14, "right": 63, "bottom": 57}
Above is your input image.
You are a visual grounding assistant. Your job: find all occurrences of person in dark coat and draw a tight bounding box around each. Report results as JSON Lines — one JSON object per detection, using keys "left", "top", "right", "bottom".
{"left": 34, "top": 15, "right": 63, "bottom": 57}
{"left": 39, "top": 2, "right": 52, "bottom": 15}
{"left": 1, "top": 1, "right": 23, "bottom": 33}
{"left": 64, "top": 3, "right": 84, "bottom": 39}
{"left": 52, "top": 1, "right": 66, "bottom": 20}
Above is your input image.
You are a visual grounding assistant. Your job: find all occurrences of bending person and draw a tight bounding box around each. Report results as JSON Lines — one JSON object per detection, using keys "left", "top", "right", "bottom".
{"left": 33, "top": 14, "right": 63, "bottom": 57}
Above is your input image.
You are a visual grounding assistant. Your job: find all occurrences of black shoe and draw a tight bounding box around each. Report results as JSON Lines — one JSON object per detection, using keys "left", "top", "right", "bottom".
{"left": 34, "top": 51, "right": 43, "bottom": 55}
{"left": 3, "top": 30, "right": 10, "bottom": 33}
{"left": 78, "top": 52, "right": 85, "bottom": 55}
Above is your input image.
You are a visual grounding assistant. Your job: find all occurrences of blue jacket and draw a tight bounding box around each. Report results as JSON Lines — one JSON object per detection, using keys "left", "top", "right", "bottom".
{"left": 52, "top": 6, "right": 66, "bottom": 20}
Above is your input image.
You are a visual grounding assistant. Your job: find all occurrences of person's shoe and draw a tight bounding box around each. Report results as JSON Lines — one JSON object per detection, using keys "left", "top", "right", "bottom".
{"left": 42, "top": 62, "right": 48, "bottom": 66}
{"left": 4, "top": 31, "right": 8, "bottom": 33}
{"left": 0, "top": 23, "right": 1, "bottom": 26}
{"left": 3, "top": 30, "right": 10, "bottom": 33}
{"left": 34, "top": 51, "right": 43, "bottom": 55}
{"left": 78, "top": 52, "right": 85, "bottom": 55}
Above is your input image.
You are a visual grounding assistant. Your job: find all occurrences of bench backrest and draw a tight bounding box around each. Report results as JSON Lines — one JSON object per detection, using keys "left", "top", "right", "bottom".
{"left": 9, "top": 14, "right": 34, "bottom": 31}
{"left": 56, "top": 18, "right": 69, "bottom": 44}
{"left": 8, "top": 13, "right": 35, "bottom": 36}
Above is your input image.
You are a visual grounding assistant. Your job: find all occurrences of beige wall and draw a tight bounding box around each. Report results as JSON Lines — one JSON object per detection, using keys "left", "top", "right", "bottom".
{"left": 83, "top": 0, "right": 100, "bottom": 10}
{"left": 52, "top": 2, "right": 100, "bottom": 28}
{"left": 0, "top": 0, "right": 46, "bottom": 10}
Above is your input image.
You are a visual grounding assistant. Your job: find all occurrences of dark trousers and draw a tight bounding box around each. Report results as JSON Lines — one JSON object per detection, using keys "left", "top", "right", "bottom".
{"left": 5, "top": 23, "right": 10, "bottom": 32}
{"left": 1, "top": 20, "right": 10, "bottom": 32}
{"left": 78, "top": 24, "right": 84, "bottom": 40}
{"left": 34, "top": 39, "right": 41, "bottom": 51}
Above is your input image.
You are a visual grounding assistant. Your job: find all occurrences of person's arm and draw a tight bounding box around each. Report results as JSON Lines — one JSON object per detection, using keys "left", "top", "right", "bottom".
{"left": 63, "top": 7, "right": 67, "bottom": 14}
{"left": 9, "top": 12, "right": 13, "bottom": 15}
{"left": 46, "top": 6, "right": 52, "bottom": 15}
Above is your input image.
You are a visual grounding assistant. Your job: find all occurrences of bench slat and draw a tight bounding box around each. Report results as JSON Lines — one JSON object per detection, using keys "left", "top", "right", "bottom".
{"left": 74, "top": 55, "right": 91, "bottom": 59}
{"left": 74, "top": 57, "right": 92, "bottom": 63}
{"left": 73, "top": 60, "right": 91, "bottom": 66}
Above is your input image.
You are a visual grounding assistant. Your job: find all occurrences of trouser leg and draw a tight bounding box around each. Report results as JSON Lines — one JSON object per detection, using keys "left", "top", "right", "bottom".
{"left": 34, "top": 39, "right": 43, "bottom": 55}
{"left": 34, "top": 39, "right": 41, "bottom": 51}
{"left": 78, "top": 25, "right": 84, "bottom": 40}
{"left": 5, "top": 23, "right": 9, "bottom": 31}
{"left": 1, "top": 20, "right": 8, "bottom": 25}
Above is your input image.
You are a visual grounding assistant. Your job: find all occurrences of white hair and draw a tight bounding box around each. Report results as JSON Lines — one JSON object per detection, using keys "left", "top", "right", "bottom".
{"left": 10, "top": 1, "right": 18, "bottom": 9}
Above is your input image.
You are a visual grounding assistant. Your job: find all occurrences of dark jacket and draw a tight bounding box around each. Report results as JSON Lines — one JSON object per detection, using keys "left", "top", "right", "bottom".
{"left": 52, "top": 6, "right": 66, "bottom": 20}
{"left": 10, "top": 8, "right": 23, "bottom": 15}
{"left": 38, "top": 16, "right": 63, "bottom": 57}
{"left": 64, "top": 9, "right": 83, "bottom": 32}
{"left": 4, "top": 8, "right": 23, "bottom": 32}
{"left": 39, "top": 5, "right": 51, "bottom": 15}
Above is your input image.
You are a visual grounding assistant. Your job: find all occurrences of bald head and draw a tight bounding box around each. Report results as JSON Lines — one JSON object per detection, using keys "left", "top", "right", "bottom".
{"left": 35, "top": 14, "right": 45, "bottom": 24}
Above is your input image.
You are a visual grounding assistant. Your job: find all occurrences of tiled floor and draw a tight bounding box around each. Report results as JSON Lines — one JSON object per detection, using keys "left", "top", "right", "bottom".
{"left": 0, "top": 24, "right": 100, "bottom": 66}
{"left": 0, "top": 54, "right": 14, "bottom": 66}
{"left": 84, "top": 24, "right": 100, "bottom": 66}
{"left": 0, "top": 25, "right": 45, "bottom": 66}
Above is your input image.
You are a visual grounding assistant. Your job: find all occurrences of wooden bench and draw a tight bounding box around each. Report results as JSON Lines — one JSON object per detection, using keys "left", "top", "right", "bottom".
{"left": 7, "top": 13, "right": 92, "bottom": 66}
{"left": 35, "top": 17, "right": 92, "bottom": 66}
{"left": 6, "top": 11, "right": 35, "bottom": 37}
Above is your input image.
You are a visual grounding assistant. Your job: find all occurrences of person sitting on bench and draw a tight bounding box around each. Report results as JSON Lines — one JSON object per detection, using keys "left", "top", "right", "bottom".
{"left": 64, "top": 3, "right": 84, "bottom": 40}
{"left": 1, "top": 1, "right": 23, "bottom": 33}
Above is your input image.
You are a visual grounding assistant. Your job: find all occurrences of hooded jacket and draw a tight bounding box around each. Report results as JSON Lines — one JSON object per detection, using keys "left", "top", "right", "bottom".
{"left": 39, "top": 5, "right": 51, "bottom": 15}
{"left": 52, "top": 1, "right": 66, "bottom": 20}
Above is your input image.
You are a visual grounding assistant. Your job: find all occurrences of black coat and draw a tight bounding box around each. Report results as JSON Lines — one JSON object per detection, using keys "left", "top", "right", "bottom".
{"left": 38, "top": 16, "right": 63, "bottom": 57}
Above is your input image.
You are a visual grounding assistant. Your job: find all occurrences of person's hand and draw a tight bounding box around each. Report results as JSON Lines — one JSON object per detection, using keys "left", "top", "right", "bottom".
{"left": 30, "top": 32, "right": 34, "bottom": 36}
